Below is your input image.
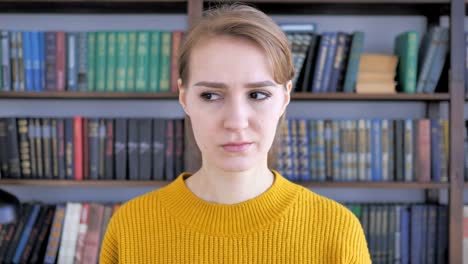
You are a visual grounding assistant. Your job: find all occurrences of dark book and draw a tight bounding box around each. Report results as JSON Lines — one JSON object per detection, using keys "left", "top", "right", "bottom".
{"left": 45, "top": 31, "right": 56, "bottom": 91}
{"left": 17, "top": 118, "right": 31, "bottom": 179}
{"left": 42, "top": 118, "right": 52, "bottom": 179}
{"left": 328, "top": 32, "right": 350, "bottom": 92}
{"left": 7, "top": 118, "right": 21, "bottom": 178}
{"left": 298, "top": 34, "right": 320, "bottom": 92}
{"left": 152, "top": 119, "right": 166, "bottom": 180}
{"left": 0, "top": 119, "right": 8, "bottom": 177}
{"left": 51, "top": 119, "right": 59, "bottom": 179}
{"left": 175, "top": 120, "right": 184, "bottom": 177}
{"left": 27, "top": 118, "right": 37, "bottom": 179}
{"left": 82, "top": 117, "right": 89, "bottom": 180}
{"left": 336, "top": 33, "right": 352, "bottom": 92}
{"left": 98, "top": 119, "right": 106, "bottom": 180}
{"left": 395, "top": 120, "right": 404, "bottom": 181}
{"left": 57, "top": 119, "right": 66, "bottom": 179}
{"left": 128, "top": 119, "right": 139, "bottom": 180}
{"left": 88, "top": 118, "right": 99, "bottom": 180}
{"left": 164, "top": 120, "right": 175, "bottom": 181}
{"left": 104, "top": 119, "right": 114, "bottom": 180}
{"left": 0, "top": 223, "right": 15, "bottom": 261}
{"left": 19, "top": 205, "right": 47, "bottom": 263}
{"left": 138, "top": 118, "right": 152, "bottom": 180}
{"left": 12, "top": 203, "right": 41, "bottom": 263}
{"left": 34, "top": 119, "right": 44, "bottom": 179}
{"left": 436, "top": 206, "right": 448, "bottom": 264}
{"left": 0, "top": 212, "right": 20, "bottom": 262}
{"left": 4, "top": 203, "right": 33, "bottom": 264}
{"left": 65, "top": 118, "right": 74, "bottom": 180}
{"left": 28, "top": 205, "right": 55, "bottom": 264}
{"left": 114, "top": 119, "right": 128, "bottom": 180}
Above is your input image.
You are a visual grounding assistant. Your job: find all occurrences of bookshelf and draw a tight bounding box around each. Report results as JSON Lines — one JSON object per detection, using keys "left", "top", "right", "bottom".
{"left": 0, "top": 0, "right": 465, "bottom": 262}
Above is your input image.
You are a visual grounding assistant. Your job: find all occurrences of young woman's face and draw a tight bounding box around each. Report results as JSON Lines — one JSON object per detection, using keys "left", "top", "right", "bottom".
{"left": 179, "top": 35, "right": 291, "bottom": 172}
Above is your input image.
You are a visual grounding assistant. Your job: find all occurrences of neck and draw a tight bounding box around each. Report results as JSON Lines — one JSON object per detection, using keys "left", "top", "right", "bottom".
{"left": 184, "top": 164, "right": 275, "bottom": 205}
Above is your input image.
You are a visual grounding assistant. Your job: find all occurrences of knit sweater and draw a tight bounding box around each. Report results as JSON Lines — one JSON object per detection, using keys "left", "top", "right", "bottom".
{"left": 100, "top": 171, "right": 371, "bottom": 263}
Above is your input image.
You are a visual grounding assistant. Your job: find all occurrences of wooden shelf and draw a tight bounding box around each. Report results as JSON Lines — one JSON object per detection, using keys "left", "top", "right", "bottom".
{"left": 0, "top": 179, "right": 450, "bottom": 189}
{"left": 0, "top": 91, "right": 450, "bottom": 101}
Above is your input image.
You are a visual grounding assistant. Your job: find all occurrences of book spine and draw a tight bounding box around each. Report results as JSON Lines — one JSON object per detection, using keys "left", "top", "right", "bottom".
{"left": 35, "top": 118, "right": 44, "bottom": 178}
{"left": 43, "top": 205, "right": 66, "bottom": 264}
{"left": 28, "top": 205, "right": 55, "bottom": 263}
{"left": 57, "top": 203, "right": 82, "bottom": 264}
{"left": 139, "top": 118, "right": 152, "bottom": 180}
{"left": 148, "top": 31, "right": 161, "bottom": 92}
{"left": 343, "top": 31, "right": 365, "bottom": 93}
{"left": 417, "top": 119, "right": 431, "bottom": 182}
{"left": 7, "top": 118, "right": 21, "bottom": 178}
{"left": 404, "top": 119, "right": 414, "bottom": 181}
{"left": 28, "top": 118, "right": 37, "bottom": 178}
{"left": 311, "top": 33, "right": 329, "bottom": 93}
{"left": 57, "top": 118, "right": 66, "bottom": 179}
{"left": 55, "top": 31, "right": 66, "bottom": 91}
{"left": 416, "top": 27, "right": 439, "bottom": 93}
{"left": 77, "top": 32, "right": 87, "bottom": 91}
{"left": 98, "top": 119, "right": 106, "bottom": 179}
{"left": 152, "top": 119, "right": 165, "bottom": 180}
{"left": 42, "top": 118, "right": 52, "bottom": 179}
{"left": 371, "top": 119, "right": 382, "bottom": 181}
{"left": 128, "top": 119, "right": 139, "bottom": 180}
{"left": 290, "top": 119, "right": 299, "bottom": 181}
{"left": 126, "top": 32, "right": 137, "bottom": 92}
{"left": 31, "top": 31, "right": 40, "bottom": 91}
{"left": 39, "top": 31, "right": 46, "bottom": 91}
{"left": 95, "top": 32, "right": 107, "bottom": 92}
{"left": 65, "top": 118, "right": 74, "bottom": 180}
{"left": 159, "top": 32, "right": 172, "bottom": 92}
{"left": 51, "top": 119, "right": 59, "bottom": 178}
{"left": 1, "top": 31, "right": 10, "bottom": 91}
{"left": 298, "top": 119, "right": 310, "bottom": 181}
{"left": 105, "top": 119, "right": 114, "bottom": 180}
{"left": 316, "top": 120, "right": 326, "bottom": 181}
{"left": 321, "top": 32, "right": 338, "bottom": 92}
{"left": 10, "top": 32, "right": 19, "bottom": 91}
{"left": 12, "top": 204, "right": 41, "bottom": 263}
{"left": 425, "top": 28, "right": 449, "bottom": 93}
{"left": 17, "top": 31, "right": 25, "bottom": 91}
{"left": 45, "top": 31, "right": 57, "bottom": 91}
{"left": 164, "top": 119, "right": 175, "bottom": 180}
{"left": 106, "top": 32, "right": 117, "bottom": 92}
{"left": 115, "top": 119, "right": 128, "bottom": 180}
{"left": 22, "top": 31, "right": 34, "bottom": 91}
{"left": 17, "top": 118, "right": 31, "bottom": 178}
{"left": 86, "top": 32, "right": 96, "bottom": 91}
{"left": 331, "top": 120, "right": 341, "bottom": 181}
{"left": 74, "top": 116, "right": 83, "bottom": 181}
{"left": 115, "top": 32, "right": 129, "bottom": 92}
{"left": 135, "top": 31, "right": 150, "bottom": 92}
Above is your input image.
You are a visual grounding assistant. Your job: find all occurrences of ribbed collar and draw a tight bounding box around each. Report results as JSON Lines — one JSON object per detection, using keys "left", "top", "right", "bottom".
{"left": 158, "top": 170, "right": 301, "bottom": 237}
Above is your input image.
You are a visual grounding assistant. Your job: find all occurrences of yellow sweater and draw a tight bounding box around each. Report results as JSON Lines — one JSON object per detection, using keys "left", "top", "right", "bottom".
{"left": 100, "top": 171, "right": 371, "bottom": 263}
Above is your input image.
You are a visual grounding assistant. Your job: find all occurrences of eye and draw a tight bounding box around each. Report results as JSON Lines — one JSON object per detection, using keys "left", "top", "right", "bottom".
{"left": 249, "top": 91, "right": 270, "bottom": 100}
{"left": 200, "top": 92, "right": 222, "bottom": 101}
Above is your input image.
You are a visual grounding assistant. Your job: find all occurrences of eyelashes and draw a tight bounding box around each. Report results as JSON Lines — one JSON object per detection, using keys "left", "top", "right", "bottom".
{"left": 200, "top": 91, "right": 272, "bottom": 102}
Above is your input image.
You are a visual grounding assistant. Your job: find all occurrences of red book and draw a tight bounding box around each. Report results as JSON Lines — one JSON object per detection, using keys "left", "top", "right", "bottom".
{"left": 74, "top": 116, "right": 83, "bottom": 180}
{"left": 417, "top": 119, "right": 431, "bottom": 182}
{"left": 82, "top": 203, "right": 104, "bottom": 264}
{"left": 56, "top": 31, "right": 66, "bottom": 91}
{"left": 170, "top": 31, "right": 183, "bottom": 93}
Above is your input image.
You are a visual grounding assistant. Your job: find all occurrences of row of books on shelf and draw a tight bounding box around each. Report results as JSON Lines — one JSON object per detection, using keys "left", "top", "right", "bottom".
{"left": 0, "top": 117, "right": 450, "bottom": 183}
{"left": 0, "top": 201, "right": 119, "bottom": 264}
{"left": 346, "top": 203, "right": 448, "bottom": 264}
{"left": 0, "top": 30, "right": 182, "bottom": 93}
{"left": 0, "top": 202, "right": 448, "bottom": 264}
{"left": 283, "top": 25, "right": 449, "bottom": 94}
{"left": 277, "top": 119, "right": 449, "bottom": 183}
{"left": 0, "top": 117, "right": 185, "bottom": 181}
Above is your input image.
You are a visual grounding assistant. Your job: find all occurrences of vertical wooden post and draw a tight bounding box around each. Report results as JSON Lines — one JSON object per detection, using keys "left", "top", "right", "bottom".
{"left": 449, "top": 0, "right": 465, "bottom": 262}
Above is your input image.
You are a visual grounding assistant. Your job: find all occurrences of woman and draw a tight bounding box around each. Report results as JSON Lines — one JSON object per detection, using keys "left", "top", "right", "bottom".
{"left": 100, "top": 4, "right": 371, "bottom": 263}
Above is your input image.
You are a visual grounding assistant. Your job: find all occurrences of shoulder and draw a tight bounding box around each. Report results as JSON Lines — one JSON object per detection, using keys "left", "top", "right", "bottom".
{"left": 295, "top": 185, "right": 363, "bottom": 233}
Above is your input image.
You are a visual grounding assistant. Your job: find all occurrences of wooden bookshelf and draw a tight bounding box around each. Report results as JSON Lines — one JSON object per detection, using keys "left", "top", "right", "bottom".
{"left": 0, "top": 179, "right": 450, "bottom": 189}
{"left": 0, "top": 91, "right": 450, "bottom": 101}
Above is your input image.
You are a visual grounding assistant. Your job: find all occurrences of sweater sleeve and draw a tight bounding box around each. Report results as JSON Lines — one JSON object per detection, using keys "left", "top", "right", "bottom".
{"left": 99, "top": 213, "right": 120, "bottom": 264}
{"left": 347, "top": 214, "right": 371, "bottom": 264}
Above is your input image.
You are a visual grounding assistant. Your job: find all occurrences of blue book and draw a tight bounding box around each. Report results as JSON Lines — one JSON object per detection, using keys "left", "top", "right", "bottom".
{"left": 12, "top": 204, "right": 41, "bottom": 263}
{"left": 424, "top": 27, "right": 449, "bottom": 93}
{"left": 343, "top": 31, "right": 365, "bottom": 93}
{"left": 430, "top": 119, "right": 441, "bottom": 182}
{"left": 371, "top": 119, "right": 382, "bottom": 181}
{"left": 67, "top": 32, "right": 78, "bottom": 91}
{"left": 297, "top": 119, "right": 310, "bottom": 181}
{"left": 400, "top": 206, "right": 410, "bottom": 264}
{"left": 309, "top": 120, "right": 317, "bottom": 181}
{"left": 328, "top": 32, "right": 350, "bottom": 92}
{"left": 31, "top": 31, "right": 40, "bottom": 91}
{"left": 321, "top": 32, "right": 338, "bottom": 92}
{"left": 466, "top": 32, "right": 468, "bottom": 93}
{"left": 331, "top": 120, "right": 341, "bottom": 181}
{"left": 410, "top": 205, "right": 423, "bottom": 263}
{"left": 416, "top": 27, "right": 440, "bottom": 93}
{"left": 38, "top": 32, "right": 45, "bottom": 91}
{"left": 317, "top": 120, "right": 326, "bottom": 181}
{"left": 22, "top": 31, "right": 34, "bottom": 91}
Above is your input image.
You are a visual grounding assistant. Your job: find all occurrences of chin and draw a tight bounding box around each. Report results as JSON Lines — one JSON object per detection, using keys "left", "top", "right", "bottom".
{"left": 216, "top": 158, "right": 257, "bottom": 172}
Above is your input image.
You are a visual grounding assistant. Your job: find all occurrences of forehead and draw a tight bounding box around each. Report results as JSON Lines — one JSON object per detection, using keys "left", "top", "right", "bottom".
{"left": 188, "top": 36, "right": 274, "bottom": 83}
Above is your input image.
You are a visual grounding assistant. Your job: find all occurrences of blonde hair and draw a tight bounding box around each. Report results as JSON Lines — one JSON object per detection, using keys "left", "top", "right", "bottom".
{"left": 179, "top": 3, "right": 294, "bottom": 171}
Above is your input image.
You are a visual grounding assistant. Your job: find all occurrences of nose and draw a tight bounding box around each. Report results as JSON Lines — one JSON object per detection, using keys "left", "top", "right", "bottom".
{"left": 223, "top": 96, "right": 249, "bottom": 131}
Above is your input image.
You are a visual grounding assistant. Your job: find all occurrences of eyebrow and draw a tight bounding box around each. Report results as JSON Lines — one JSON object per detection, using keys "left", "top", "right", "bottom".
{"left": 193, "top": 80, "right": 276, "bottom": 88}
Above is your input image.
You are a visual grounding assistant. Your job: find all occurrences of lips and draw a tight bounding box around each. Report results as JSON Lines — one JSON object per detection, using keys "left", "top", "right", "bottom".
{"left": 221, "top": 142, "right": 253, "bottom": 152}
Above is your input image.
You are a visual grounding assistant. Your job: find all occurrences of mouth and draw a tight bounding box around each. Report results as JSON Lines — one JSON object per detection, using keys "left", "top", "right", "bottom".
{"left": 221, "top": 142, "right": 253, "bottom": 152}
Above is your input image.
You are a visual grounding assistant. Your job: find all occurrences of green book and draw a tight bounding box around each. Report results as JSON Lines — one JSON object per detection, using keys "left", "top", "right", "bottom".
{"left": 394, "top": 31, "right": 418, "bottom": 93}
{"left": 135, "top": 31, "right": 150, "bottom": 92}
{"left": 159, "top": 32, "right": 172, "bottom": 92}
{"left": 86, "top": 32, "right": 96, "bottom": 91}
{"left": 343, "top": 31, "right": 365, "bottom": 93}
{"left": 95, "top": 32, "right": 107, "bottom": 92}
{"left": 106, "top": 32, "right": 117, "bottom": 92}
{"left": 126, "top": 31, "right": 137, "bottom": 92}
{"left": 148, "top": 31, "right": 161, "bottom": 92}
{"left": 115, "top": 32, "right": 129, "bottom": 92}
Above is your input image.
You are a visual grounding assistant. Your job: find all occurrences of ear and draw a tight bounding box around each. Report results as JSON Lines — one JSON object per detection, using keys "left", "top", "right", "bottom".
{"left": 178, "top": 78, "right": 189, "bottom": 116}
{"left": 280, "top": 80, "right": 292, "bottom": 116}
